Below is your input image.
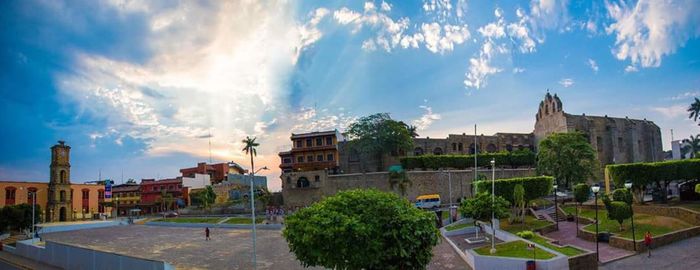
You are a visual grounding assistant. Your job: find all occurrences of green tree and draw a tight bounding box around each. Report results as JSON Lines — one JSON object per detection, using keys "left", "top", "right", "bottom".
{"left": 573, "top": 183, "right": 590, "bottom": 234}
{"left": 612, "top": 188, "right": 633, "bottom": 205}
{"left": 346, "top": 113, "right": 414, "bottom": 172}
{"left": 242, "top": 136, "right": 259, "bottom": 173}
{"left": 389, "top": 170, "right": 412, "bottom": 197}
{"left": 283, "top": 189, "right": 438, "bottom": 270}
{"left": 459, "top": 192, "right": 510, "bottom": 238}
{"left": 687, "top": 97, "right": 700, "bottom": 123}
{"left": 537, "top": 132, "right": 598, "bottom": 189}
{"left": 511, "top": 184, "right": 525, "bottom": 223}
{"left": 696, "top": 183, "right": 700, "bottom": 194}
{"left": 202, "top": 186, "right": 217, "bottom": 211}
{"left": 682, "top": 134, "right": 700, "bottom": 158}
{"left": 406, "top": 124, "right": 419, "bottom": 138}
{"left": 607, "top": 201, "right": 632, "bottom": 231}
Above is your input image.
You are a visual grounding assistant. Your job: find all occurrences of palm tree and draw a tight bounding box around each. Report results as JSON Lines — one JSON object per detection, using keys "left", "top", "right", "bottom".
{"left": 407, "top": 125, "right": 419, "bottom": 138}
{"left": 389, "top": 170, "right": 412, "bottom": 197}
{"left": 682, "top": 134, "right": 700, "bottom": 158}
{"left": 241, "top": 135, "right": 260, "bottom": 266}
{"left": 242, "top": 136, "right": 259, "bottom": 173}
{"left": 688, "top": 97, "right": 700, "bottom": 122}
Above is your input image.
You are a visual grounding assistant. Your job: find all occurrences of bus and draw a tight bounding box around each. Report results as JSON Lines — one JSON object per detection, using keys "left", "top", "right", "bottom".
{"left": 415, "top": 194, "right": 441, "bottom": 209}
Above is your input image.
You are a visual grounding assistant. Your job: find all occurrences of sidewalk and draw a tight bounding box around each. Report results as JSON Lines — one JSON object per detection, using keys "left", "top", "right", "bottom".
{"left": 0, "top": 251, "right": 61, "bottom": 270}
{"left": 543, "top": 221, "right": 633, "bottom": 263}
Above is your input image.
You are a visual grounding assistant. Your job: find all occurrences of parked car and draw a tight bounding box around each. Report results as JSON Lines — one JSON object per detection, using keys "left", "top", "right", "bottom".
{"left": 164, "top": 211, "right": 179, "bottom": 218}
{"left": 415, "top": 194, "right": 441, "bottom": 209}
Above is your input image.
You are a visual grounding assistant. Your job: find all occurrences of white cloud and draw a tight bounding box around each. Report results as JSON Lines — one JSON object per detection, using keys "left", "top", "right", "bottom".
{"left": 513, "top": 67, "right": 526, "bottom": 73}
{"left": 464, "top": 52, "right": 502, "bottom": 89}
{"left": 624, "top": 65, "right": 638, "bottom": 73}
{"left": 558, "top": 78, "right": 574, "bottom": 87}
{"left": 587, "top": 58, "right": 599, "bottom": 73}
{"left": 528, "top": 0, "right": 571, "bottom": 39}
{"left": 56, "top": 1, "right": 326, "bottom": 164}
{"left": 381, "top": 1, "right": 391, "bottom": 12}
{"left": 412, "top": 105, "right": 441, "bottom": 130}
{"left": 585, "top": 20, "right": 597, "bottom": 34}
{"left": 420, "top": 22, "right": 471, "bottom": 54}
{"left": 669, "top": 91, "right": 700, "bottom": 100}
{"left": 651, "top": 104, "right": 688, "bottom": 118}
{"left": 605, "top": 0, "right": 700, "bottom": 68}
{"left": 333, "top": 7, "right": 362, "bottom": 25}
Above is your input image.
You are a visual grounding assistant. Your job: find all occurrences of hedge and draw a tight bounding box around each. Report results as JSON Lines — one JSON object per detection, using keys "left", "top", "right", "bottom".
{"left": 473, "top": 176, "right": 553, "bottom": 205}
{"left": 400, "top": 150, "right": 535, "bottom": 170}
{"left": 607, "top": 159, "right": 700, "bottom": 189}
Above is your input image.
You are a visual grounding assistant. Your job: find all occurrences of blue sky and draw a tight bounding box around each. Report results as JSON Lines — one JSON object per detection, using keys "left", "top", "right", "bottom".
{"left": 1, "top": 0, "right": 698, "bottom": 191}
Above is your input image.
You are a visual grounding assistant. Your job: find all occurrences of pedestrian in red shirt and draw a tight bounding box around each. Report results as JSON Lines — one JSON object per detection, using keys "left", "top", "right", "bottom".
{"left": 205, "top": 227, "right": 211, "bottom": 241}
{"left": 644, "top": 231, "right": 652, "bottom": 257}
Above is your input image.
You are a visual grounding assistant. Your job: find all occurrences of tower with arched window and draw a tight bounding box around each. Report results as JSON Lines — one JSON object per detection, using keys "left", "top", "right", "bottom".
{"left": 47, "top": 140, "right": 73, "bottom": 222}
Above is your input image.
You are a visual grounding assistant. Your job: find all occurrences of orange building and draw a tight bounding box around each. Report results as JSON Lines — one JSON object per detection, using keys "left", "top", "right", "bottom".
{"left": 0, "top": 141, "right": 112, "bottom": 222}
{"left": 279, "top": 130, "right": 342, "bottom": 173}
{"left": 180, "top": 161, "right": 246, "bottom": 184}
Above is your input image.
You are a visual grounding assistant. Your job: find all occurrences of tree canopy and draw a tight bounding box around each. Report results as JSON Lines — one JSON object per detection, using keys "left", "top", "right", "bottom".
{"left": 346, "top": 113, "right": 414, "bottom": 171}
{"left": 573, "top": 183, "right": 590, "bottom": 205}
{"left": 459, "top": 192, "right": 510, "bottom": 224}
{"left": 283, "top": 189, "right": 438, "bottom": 270}
{"left": 536, "top": 132, "right": 598, "bottom": 189}
{"left": 473, "top": 176, "right": 553, "bottom": 206}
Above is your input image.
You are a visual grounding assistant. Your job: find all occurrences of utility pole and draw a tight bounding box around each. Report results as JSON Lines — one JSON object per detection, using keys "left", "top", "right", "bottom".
{"left": 474, "top": 124, "right": 478, "bottom": 195}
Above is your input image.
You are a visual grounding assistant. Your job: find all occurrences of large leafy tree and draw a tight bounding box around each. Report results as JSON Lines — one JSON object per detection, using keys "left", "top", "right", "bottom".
{"left": 687, "top": 97, "right": 700, "bottom": 123}
{"left": 537, "top": 132, "right": 598, "bottom": 189}
{"left": 459, "top": 192, "right": 510, "bottom": 238}
{"left": 682, "top": 134, "right": 700, "bottom": 158}
{"left": 283, "top": 189, "right": 438, "bottom": 270}
{"left": 346, "top": 113, "right": 414, "bottom": 171}
{"left": 511, "top": 184, "right": 526, "bottom": 224}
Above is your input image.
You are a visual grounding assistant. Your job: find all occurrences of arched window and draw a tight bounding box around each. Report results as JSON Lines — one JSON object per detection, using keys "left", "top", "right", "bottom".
{"left": 296, "top": 177, "right": 310, "bottom": 188}
{"left": 5, "top": 187, "right": 16, "bottom": 205}
{"left": 286, "top": 177, "right": 292, "bottom": 185}
{"left": 414, "top": 147, "right": 424, "bottom": 156}
{"left": 452, "top": 143, "right": 457, "bottom": 151}
{"left": 469, "top": 143, "right": 479, "bottom": 154}
{"left": 82, "top": 189, "right": 90, "bottom": 214}
{"left": 433, "top": 147, "right": 443, "bottom": 155}
{"left": 458, "top": 143, "right": 463, "bottom": 151}
{"left": 59, "top": 190, "right": 66, "bottom": 202}
{"left": 60, "top": 170, "right": 67, "bottom": 183}
{"left": 27, "top": 187, "right": 38, "bottom": 204}
{"left": 506, "top": 144, "right": 513, "bottom": 152}
{"left": 487, "top": 144, "right": 497, "bottom": 153}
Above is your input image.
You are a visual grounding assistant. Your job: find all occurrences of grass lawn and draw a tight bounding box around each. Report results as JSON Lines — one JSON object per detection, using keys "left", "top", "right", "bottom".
{"left": 441, "top": 210, "right": 449, "bottom": 220}
{"left": 445, "top": 222, "right": 474, "bottom": 231}
{"left": 500, "top": 215, "right": 554, "bottom": 234}
{"left": 562, "top": 205, "right": 692, "bottom": 239}
{"left": 676, "top": 203, "right": 700, "bottom": 212}
{"left": 153, "top": 217, "right": 223, "bottom": 223}
{"left": 474, "top": 240, "right": 556, "bottom": 260}
{"left": 224, "top": 217, "right": 265, "bottom": 224}
{"left": 529, "top": 234, "right": 585, "bottom": 257}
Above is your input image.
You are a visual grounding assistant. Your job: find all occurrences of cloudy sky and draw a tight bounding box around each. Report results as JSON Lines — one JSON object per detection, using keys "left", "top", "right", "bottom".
{"left": 1, "top": 0, "right": 699, "bottom": 191}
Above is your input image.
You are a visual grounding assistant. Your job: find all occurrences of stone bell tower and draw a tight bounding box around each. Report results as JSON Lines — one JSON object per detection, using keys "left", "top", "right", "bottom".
{"left": 47, "top": 140, "right": 73, "bottom": 222}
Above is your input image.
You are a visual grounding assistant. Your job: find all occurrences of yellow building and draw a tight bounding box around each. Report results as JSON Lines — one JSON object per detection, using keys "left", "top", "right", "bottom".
{"left": 0, "top": 141, "right": 112, "bottom": 222}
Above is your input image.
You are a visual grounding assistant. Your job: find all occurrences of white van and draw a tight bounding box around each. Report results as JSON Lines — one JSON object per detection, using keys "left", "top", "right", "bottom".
{"left": 415, "top": 194, "right": 441, "bottom": 209}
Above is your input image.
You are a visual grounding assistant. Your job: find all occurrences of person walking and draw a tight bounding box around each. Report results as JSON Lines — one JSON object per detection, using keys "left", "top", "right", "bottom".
{"left": 644, "top": 231, "right": 653, "bottom": 257}
{"left": 205, "top": 227, "right": 211, "bottom": 241}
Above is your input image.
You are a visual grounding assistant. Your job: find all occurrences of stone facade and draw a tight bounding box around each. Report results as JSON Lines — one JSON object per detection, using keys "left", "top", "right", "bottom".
{"left": 534, "top": 93, "right": 663, "bottom": 175}
{"left": 281, "top": 168, "right": 535, "bottom": 207}
{"left": 47, "top": 141, "right": 74, "bottom": 222}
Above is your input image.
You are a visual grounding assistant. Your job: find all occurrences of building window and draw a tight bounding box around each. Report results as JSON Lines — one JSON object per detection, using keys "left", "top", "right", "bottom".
{"left": 82, "top": 189, "right": 89, "bottom": 199}
{"left": 315, "top": 175, "right": 320, "bottom": 182}
{"left": 283, "top": 158, "right": 291, "bottom": 164}
{"left": 286, "top": 177, "right": 291, "bottom": 185}
{"left": 98, "top": 190, "right": 104, "bottom": 200}
{"left": 316, "top": 137, "right": 323, "bottom": 146}
{"left": 306, "top": 139, "right": 312, "bottom": 147}
{"left": 27, "top": 187, "right": 37, "bottom": 204}
{"left": 458, "top": 143, "right": 463, "bottom": 151}
{"left": 327, "top": 154, "right": 334, "bottom": 161}
{"left": 307, "top": 155, "right": 314, "bottom": 162}
{"left": 169, "top": 185, "right": 174, "bottom": 190}
{"left": 487, "top": 144, "right": 497, "bottom": 153}
{"left": 469, "top": 143, "right": 479, "bottom": 154}
{"left": 433, "top": 147, "right": 443, "bottom": 155}
{"left": 60, "top": 170, "right": 67, "bottom": 183}
{"left": 317, "top": 154, "right": 323, "bottom": 161}
{"left": 178, "top": 184, "right": 182, "bottom": 189}
{"left": 296, "top": 140, "right": 302, "bottom": 148}
{"left": 618, "top": 137, "right": 624, "bottom": 153}
{"left": 414, "top": 147, "right": 424, "bottom": 156}
{"left": 59, "top": 190, "right": 66, "bottom": 202}
{"left": 326, "top": 137, "right": 333, "bottom": 145}
{"left": 297, "top": 177, "right": 310, "bottom": 188}
{"left": 452, "top": 143, "right": 457, "bottom": 151}
{"left": 5, "top": 187, "right": 16, "bottom": 205}
{"left": 297, "top": 156, "right": 304, "bottom": 163}
{"left": 152, "top": 186, "right": 157, "bottom": 192}
{"left": 505, "top": 144, "right": 513, "bottom": 152}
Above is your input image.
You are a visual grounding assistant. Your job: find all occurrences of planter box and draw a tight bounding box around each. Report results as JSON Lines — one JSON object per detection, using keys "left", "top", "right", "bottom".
{"left": 441, "top": 219, "right": 479, "bottom": 237}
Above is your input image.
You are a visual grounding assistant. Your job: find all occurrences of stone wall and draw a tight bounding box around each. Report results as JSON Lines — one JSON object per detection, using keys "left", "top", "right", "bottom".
{"left": 568, "top": 252, "right": 598, "bottom": 270}
{"left": 632, "top": 205, "right": 700, "bottom": 225}
{"left": 282, "top": 168, "right": 536, "bottom": 207}
{"left": 609, "top": 226, "right": 700, "bottom": 252}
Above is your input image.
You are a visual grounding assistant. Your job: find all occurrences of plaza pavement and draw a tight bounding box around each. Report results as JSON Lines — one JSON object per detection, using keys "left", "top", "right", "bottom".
{"left": 543, "top": 221, "right": 633, "bottom": 263}
{"left": 41, "top": 225, "right": 470, "bottom": 270}
{"left": 600, "top": 235, "right": 700, "bottom": 270}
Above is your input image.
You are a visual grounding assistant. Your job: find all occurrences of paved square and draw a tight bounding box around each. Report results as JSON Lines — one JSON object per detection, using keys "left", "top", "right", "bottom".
{"left": 42, "top": 225, "right": 469, "bottom": 269}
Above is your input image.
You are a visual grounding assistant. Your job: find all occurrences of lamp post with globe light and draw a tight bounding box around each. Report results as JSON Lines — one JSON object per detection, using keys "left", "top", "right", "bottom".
{"left": 625, "top": 181, "right": 637, "bottom": 251}
{"left": 553, "top": 183, "right": 559, "bottom": 231}
{"left": 490, "top": 159, "right": 496, "bottom": 254}
{"left": 591, "top": 184, "right": 600, "bottom": 262}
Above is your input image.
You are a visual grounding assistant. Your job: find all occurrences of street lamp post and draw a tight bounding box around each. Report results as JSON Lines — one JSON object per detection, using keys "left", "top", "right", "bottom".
{"left": 251, "top": 166, "right": 269, "bottom": 270}
{"left": 115, "top": 197, "right": 119, "bottom": 220}
{"left": 553, "top": 183, "right": 559, "bottom": 231}
{"left": 490, "top": 158, "right": 496, "bottom": 254}
{"left": 591, "top": 184, "right": 600, "bottom": 262}
{"left": 625, "top": 181, "right": 637, "bottom": 251}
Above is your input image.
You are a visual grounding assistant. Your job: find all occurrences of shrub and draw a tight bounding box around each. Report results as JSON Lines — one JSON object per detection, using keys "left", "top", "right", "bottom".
{"left": 612, "top": 188, "right": 633, "bottom": 205}
{"left": 459, "top": 192, "right": 510, "bottom": 224}
{"left": 607, "top": 201, "right": 632, "bottom": 231}
{"left": 283, "top": 189, "right": 439, "bottom": 270}
{"left": 473, "top": 176, "right": 553, "bottom": 205}
{"left": 607, "top": 159, "right": 700, "bottom": 202}
{"left": 516, "top": 230, "right": 535, "bottom": 239}
{"left": 573, "top": 183, "right": 590, "bottom": 204}
{"left": 400, "top": 150, "right": 536, "bottom": 170}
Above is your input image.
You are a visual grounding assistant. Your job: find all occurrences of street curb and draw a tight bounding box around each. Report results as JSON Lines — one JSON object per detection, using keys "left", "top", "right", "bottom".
{"left": 441, "top": 233, "right": 472, "bottom": 267}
